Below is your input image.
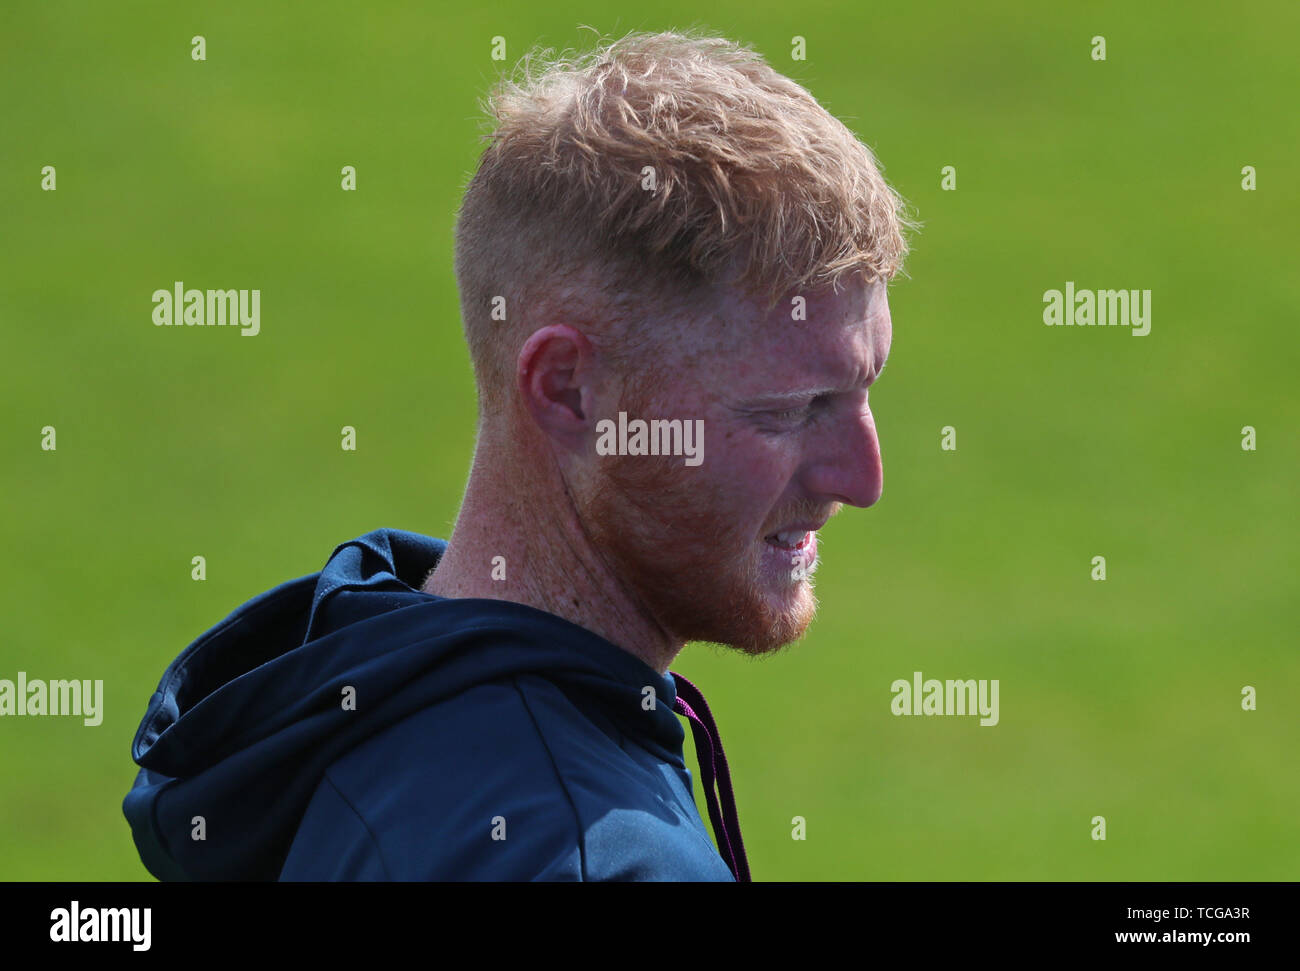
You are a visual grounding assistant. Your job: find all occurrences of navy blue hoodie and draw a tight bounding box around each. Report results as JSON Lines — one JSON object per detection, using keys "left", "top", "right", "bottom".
{"left": 123, "top": 528, "right": 749, "bottom": 881}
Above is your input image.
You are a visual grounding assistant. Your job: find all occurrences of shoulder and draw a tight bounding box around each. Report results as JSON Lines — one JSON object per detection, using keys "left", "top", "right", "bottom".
{"left": 280, "top": 679, "right": 585, "bottom": 880}
{"left": 280, "top": 676, "right": 732, "bottom": 881}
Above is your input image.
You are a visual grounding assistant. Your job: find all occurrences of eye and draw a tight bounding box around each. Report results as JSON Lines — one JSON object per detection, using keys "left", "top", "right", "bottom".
{"left": 769, "top": 406, "right": 809, "bottom": 422}
{"left": 769, "top": 395, "right": 830, "bottom": 424}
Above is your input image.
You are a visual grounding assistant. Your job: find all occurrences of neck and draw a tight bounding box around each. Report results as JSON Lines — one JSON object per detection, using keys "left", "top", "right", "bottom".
{"left": 422, "top": 427, "right": 683, "bottom": 674}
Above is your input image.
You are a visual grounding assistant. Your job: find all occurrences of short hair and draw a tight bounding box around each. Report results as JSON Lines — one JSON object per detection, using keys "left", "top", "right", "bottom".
{"left": 453, "top": 29, "right": 913, "bottom": 416}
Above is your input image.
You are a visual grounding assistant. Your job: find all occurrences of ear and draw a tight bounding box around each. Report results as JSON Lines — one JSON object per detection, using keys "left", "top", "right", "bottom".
{"left": 516, "top": 324, "right": 599, "bottom": 448}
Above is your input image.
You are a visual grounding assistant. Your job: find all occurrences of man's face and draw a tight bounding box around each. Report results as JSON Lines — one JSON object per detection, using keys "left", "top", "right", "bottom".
{"left": 579, "top": 278, "right": 891, "bottom": 655}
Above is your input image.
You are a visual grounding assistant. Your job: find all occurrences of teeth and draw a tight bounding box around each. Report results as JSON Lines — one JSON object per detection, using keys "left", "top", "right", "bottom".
{"left": 774, "top": 530, "right": 806, "bottom": 546}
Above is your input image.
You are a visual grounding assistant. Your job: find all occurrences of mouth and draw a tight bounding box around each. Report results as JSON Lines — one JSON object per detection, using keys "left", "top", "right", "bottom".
{"left": 762, "top": 519, "right": 827, "bottom": 550}
{"left": 763, "top": 529, "right": 816, "bottom": 551}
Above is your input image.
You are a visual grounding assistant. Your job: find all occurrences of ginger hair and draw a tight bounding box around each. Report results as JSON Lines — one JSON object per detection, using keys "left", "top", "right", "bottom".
{"left": 453, "top": 29, "right": 913, "bottom": 416}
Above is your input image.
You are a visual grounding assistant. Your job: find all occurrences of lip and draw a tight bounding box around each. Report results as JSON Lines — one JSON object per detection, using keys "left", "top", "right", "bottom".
{"left": 762, "top": 527, "right": 819, "bottom": 582}
{"left": 762, "top": 520, "right": 828, "bottom": 547}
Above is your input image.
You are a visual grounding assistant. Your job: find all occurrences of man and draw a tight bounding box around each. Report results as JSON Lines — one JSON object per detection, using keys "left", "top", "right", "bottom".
{"left": 123, "top": 30, "right": 909, "bottom": 881}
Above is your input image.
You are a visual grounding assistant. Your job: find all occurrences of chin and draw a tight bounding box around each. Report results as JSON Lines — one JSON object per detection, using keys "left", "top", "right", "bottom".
{"left": 701, "top": 575, "right": 818, "bottom": 657}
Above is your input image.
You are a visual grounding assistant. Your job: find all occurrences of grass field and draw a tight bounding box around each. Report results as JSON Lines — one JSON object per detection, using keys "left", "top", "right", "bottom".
{"left": 1, "top": 0, "right": 1296, "bottom": 880}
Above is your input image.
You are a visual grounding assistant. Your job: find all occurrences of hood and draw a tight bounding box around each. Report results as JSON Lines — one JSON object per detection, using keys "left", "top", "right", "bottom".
{"left": 122, "top": 528, "right": 699, "bottom": 881}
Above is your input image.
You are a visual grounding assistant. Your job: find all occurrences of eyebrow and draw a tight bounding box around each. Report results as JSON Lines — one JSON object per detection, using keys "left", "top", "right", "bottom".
{"left": 749, "top": 361, "right": 888, "bottom": 403}
{"left": 750, "top": 387, "right": 839, "bottom": 403}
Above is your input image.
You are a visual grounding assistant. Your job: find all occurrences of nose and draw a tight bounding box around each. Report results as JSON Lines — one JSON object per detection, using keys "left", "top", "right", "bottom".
{"left": 802, "top": 399, "right": 883, "bottom": 508}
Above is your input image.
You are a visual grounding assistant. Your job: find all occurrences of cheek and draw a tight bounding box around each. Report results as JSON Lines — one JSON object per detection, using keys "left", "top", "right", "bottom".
{"left": 708, "top": 434, "right": 801, "bottom": 528}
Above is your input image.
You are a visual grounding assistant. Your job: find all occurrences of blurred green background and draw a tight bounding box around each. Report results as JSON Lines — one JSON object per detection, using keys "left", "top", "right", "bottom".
{"left": 2, "top": 0, "right": 1296, "bottom": 880}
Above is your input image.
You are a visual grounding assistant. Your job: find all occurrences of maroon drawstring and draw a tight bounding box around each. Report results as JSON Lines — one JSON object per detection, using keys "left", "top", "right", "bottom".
{"left": 670, "top": 671, "right": 751, "bottom": 882}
